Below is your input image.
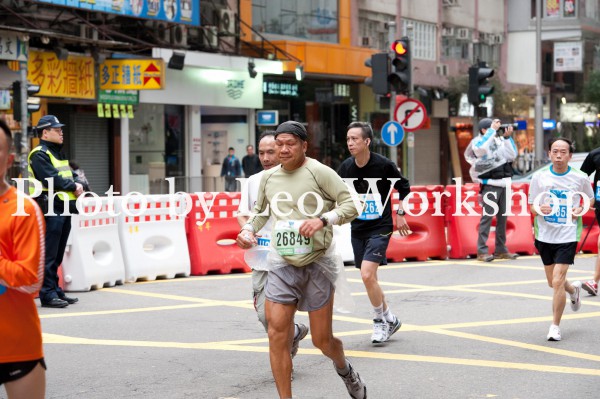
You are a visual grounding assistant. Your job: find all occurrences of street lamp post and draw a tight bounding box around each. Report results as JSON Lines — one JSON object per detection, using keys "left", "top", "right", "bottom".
{"left": 534, "top": 0, "right": 544, "bottom": 165}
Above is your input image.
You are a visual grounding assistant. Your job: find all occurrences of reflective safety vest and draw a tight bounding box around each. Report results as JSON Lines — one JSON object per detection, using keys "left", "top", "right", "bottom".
{"left": 27, "top": 146, "right": 77, "bottom": 200}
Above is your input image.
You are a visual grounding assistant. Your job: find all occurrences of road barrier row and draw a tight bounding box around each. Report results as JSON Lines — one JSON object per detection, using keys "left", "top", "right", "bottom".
{"left": 58, "top": 183, "right": 598, "bottom": 291}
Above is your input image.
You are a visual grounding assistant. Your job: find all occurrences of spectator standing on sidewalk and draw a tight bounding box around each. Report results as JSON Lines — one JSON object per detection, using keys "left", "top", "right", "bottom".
{"left": 28, "top": 115, "right": 83, "bottom": 308}
{"left": 465, "top": 117, "right": 519, "bottom": 262}
{"left": 221, "top": 147, "right": 241, "bottom": 192}
{"left": 241, "top": 144, "right": 262, "bottom": 177}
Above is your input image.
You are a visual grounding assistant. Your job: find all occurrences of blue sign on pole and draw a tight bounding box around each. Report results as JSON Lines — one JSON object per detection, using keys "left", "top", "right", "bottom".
{"left": 515, "top": 120, "right": 528, "bottom": 130}
{"left": 257, "top": 110, "right": 279, "bottom": 126}
{"left": 381, "top": 121, "right": 405, "bottom": 147}
{"left": 543, "top": 119, "right": 557, "bottom": 130}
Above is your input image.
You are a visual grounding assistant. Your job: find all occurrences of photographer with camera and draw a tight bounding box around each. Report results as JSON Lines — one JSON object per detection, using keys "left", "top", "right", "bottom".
{"left": 464, "top": 118, "right": 519, "bottom": 262}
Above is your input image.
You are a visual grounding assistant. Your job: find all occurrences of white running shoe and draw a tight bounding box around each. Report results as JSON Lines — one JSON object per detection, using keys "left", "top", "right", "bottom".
{"left": 547, "top": 324, "right": 561, "bottom": 341}
{"left": 570, "top": 281, "right": 582, "bottom": 312}
{"left": 582, "top": 280, "right": 598, "bottom": 296}
{"left": 371, "top": 319, "right": 389, "bottom": 344}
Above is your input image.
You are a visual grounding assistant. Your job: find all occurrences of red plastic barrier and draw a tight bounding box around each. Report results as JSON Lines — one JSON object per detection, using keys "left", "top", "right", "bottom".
{"left": 387, "top": 185, "right": 448, "bottom": 261}
{"left": 579, "top": 209, "right": 599, "bottom": 253}
{"left": 186, "top": 192, "right": 250, "bottom": 275}
{"left": 445, "top": 183, "right": 536, "bottom": 259}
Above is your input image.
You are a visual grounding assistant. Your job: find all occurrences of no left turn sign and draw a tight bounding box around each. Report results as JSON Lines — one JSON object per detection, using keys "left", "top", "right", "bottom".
{"left": 394, "top": 98, "right": 428, "bottom": 132}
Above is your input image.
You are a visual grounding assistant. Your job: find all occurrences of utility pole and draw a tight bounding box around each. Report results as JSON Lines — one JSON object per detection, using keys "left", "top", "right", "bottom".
{"left": 387, "top": 21, "right": 397, "bottom": 166}
{"left": 405, "top": 23, "right": 414, "bottom": 184}
{"left": 19, "top": 61, "right": 29, "bottom": 179}
{"left": 534, "top": 0, "right": 544, "bottom": 165}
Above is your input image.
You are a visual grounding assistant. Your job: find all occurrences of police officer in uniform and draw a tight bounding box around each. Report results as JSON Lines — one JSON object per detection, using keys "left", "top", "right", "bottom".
{"left": 28, "top": 115, "right": 84, "bottom": 308}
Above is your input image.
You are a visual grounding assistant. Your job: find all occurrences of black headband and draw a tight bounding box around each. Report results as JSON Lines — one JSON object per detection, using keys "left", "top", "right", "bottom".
{"left": 274, "top": 121, "right": 308, "bottom": 141}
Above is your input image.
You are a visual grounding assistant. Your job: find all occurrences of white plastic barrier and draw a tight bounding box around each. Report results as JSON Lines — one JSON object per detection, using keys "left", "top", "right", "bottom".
{"left": 62, "top": 197, "right": 125, "bottom": 291}
{"left": 115, "top": 194, "right": 191, "bottom": 282}
{"left": 333, "top": 223, "right": 355, "bottom": 264}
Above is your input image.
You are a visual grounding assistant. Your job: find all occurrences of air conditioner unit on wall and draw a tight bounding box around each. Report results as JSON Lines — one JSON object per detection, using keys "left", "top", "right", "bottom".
{"left": 201, "top": 26, "right": 218, "bottom": 48}
{"left": 441, "top": 27, "right": 455, "bottom": 37}
{"left": 436, "top": 64, "right": 449, "bottom": 76}
{"left": 456, "top": 28, "right": 470, "bottom": 41}
{"left": 493, "top": 34, "right": 504, "bottom": 44}
{"left": 482, "top": 33, "right": 495, "bottom": 45}
{"left": 155, "top": 22, "right": 170, "bottom": 43}
{"left": 218, "top": 9, "right": 236, "bottom": 35}
{"left": 171, "top": 25, "right": 187, "bottom": 46}
{"left": 442, "top": 0, "right": 459, "bottom": 6}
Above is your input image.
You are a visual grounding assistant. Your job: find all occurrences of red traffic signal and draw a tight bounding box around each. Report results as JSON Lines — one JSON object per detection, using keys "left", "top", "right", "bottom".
{"left": 389, "top": 37, "right": 411, "bottom": 95}
{"left": 391, "top": 40, "right": 408, "bottom": 55}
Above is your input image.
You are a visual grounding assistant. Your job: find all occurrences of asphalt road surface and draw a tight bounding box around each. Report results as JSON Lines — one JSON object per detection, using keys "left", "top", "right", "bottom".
{"left": 35, "top": 254, "right": 600, "bottom": 399}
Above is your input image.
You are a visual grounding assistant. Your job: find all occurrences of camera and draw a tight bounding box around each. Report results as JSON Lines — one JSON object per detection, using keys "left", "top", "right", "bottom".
{"left": 497, "top": 122, "right": 519, "bottom": 135}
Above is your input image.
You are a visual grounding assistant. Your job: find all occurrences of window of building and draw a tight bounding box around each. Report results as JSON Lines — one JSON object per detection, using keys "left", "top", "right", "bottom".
{"left": 441, "top": 36, "right": 469, "bottom": 61}
{"left": 474, "top": 43, "right": 500, "bottom": 67}
{"left": 585, "top": 0, "right": 599, "bottom": 18}
{"left": 252, "top": 0, "right": 338, "bottom": 43}
{"left": 401, "top": 20, "right": 437, "bottom": 61}
{"left": 358, "top": 11, "right": 395, "bottom": 50}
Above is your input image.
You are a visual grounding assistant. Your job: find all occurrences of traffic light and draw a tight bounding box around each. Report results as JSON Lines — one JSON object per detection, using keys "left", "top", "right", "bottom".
{"left": 26, "top": 83, "right": 41, "bottom": 114}
{"left": 389, "top": 37, "right": 411, "bottom": 95}
{"left": 468, "top": 62, "right": 494, "bottom": 106}
{"left": 12, "top": 81, "right": 22, "bottom": 121}
{"left": 364, "top": 52, "right": 390, "bottom": 95}
{"left": 11, "top": 81, "right": 41, "bottom": 121}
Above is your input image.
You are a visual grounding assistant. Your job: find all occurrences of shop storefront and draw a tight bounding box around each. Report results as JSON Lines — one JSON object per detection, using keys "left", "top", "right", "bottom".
{"left": 262, "top": 76, "right": 359, "bottom": 168}
{"left": 6, "top": 48, "right": 113, "bottom": 195}
{"left": 130, "top": 48, "right": 283, "bottom": 194}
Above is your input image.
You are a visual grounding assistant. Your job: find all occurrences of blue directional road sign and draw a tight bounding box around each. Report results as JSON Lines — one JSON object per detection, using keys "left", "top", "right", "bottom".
{"left": 381, "top": 121, "right": 405, "bottom": 147}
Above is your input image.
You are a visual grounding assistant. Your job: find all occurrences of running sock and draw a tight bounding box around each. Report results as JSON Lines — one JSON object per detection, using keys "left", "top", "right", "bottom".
{"left": 383, "top": 307, "right": 396, "bottom": 323}
{"left": 335, "top": 359, "right": 351, "bottom": 376}
{"left": 373, "top": 303, "right": 384, "bottom": 321}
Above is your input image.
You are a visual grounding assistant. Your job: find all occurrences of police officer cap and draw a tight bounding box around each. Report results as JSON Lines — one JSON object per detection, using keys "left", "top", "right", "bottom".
{"left": 37, "top": 115, "right": 65, "bottom": 130}
{"left": 478, "top": 118, "right": 493, "bottom": 131}
{"left": 274, "top": 121, "right": 308, "bottom": 141}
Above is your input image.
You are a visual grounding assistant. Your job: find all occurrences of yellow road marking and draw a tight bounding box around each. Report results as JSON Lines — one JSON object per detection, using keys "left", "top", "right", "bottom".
{"left": 103, "top": 287, "right": 247, "bottom": 305}
{"left": 133, "top": 274, "right": 252, "bottom": 284}
{"left": 347, "top": 277, "right": 600, "bottom": 307}
{"left": 426, "top": 328, "right": 600, "bottom": 362}
{"left": 41, "top": 333, "right": 600, "bottom": 377}
{"left": 39, "top": 302, "right": 253, "bottom": 319}
{"left": 39, "top": 256, "right": 600, "bottom": 378}
{"left": 343, "top": 349, "right": 600, "bottom": 376}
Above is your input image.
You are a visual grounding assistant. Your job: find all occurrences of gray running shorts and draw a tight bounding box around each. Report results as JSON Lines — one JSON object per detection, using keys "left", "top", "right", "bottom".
{"left": 265, "top": 263, "right": 334, "bottom": 312}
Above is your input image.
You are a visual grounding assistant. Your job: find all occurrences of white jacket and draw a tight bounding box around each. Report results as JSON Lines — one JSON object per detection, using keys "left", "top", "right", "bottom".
{"left": 465, "top": 128, "right": 517, "bottom": 186}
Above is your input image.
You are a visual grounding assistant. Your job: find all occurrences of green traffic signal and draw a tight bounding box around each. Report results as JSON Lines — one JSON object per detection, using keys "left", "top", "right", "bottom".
{"left": 468, "top": 62, "right": 494, "bottom": 106}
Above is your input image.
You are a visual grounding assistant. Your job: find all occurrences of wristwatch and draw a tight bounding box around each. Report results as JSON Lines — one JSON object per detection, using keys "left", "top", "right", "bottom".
{"left": 396, "top": 209, "right": 406, "bottom": 216}
{"left": 319, "top": 215, "right": 329, "bottom": 226}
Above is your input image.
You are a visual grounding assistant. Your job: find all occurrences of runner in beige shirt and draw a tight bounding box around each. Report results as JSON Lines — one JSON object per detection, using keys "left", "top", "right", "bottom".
{"left": 237, "top": 121, "right": 366, "bottom": 399}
